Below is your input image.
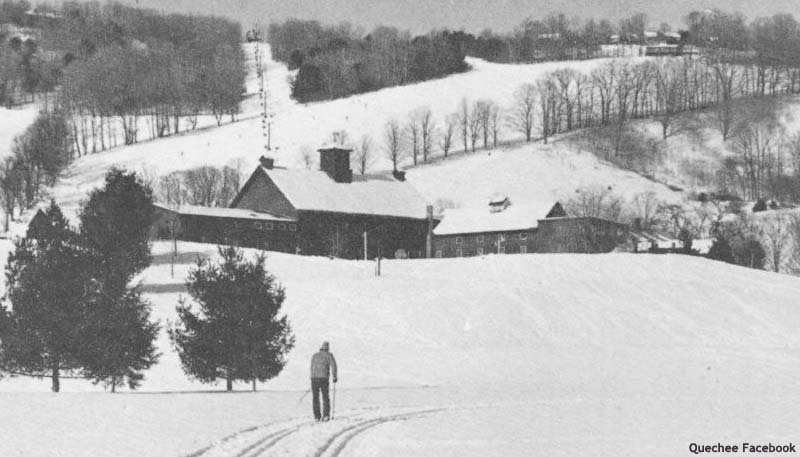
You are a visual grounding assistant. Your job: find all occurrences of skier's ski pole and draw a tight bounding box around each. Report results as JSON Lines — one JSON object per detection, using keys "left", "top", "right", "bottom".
{"left": 297, "top": 388, "right": 310, "bottom": 405}
{"left": 331, "top": 381, "right": 336, "bottom": 420}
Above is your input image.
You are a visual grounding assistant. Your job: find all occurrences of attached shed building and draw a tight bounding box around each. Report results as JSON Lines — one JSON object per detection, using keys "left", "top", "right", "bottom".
{"left": 151, "top": 204, "right": 299, "bottom": 252}
{"left": 432, "top": 197, "right": 626, "bottom": 257}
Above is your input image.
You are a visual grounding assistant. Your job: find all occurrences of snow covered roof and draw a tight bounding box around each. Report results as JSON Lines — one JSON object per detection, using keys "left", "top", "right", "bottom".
{"left": 630, "top": 230, "right": 680, "bottom": 249}
{"left": 155, "top": 203, "right": 295, "bottom": 222}
{"left": 262, "top": 167, "right": 429, "bottom": 220}
{"left": 433, "top": 202, "right": 563, "bottom": 236}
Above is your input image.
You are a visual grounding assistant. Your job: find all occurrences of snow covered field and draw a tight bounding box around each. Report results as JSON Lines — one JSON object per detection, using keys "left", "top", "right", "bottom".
{"left": 0, "top": 104, "right": 38, "bottom": 161}
{"left": 2, "top": 242, "right": 800, "bottom": 456}
{"left": 406, "top": 138, "right": 683, "bottom": 209}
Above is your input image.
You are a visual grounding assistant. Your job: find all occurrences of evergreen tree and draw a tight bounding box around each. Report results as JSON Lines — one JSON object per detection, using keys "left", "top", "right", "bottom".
{"left": 707, "top": 235, "right": 735, "bottom": 263}
{"left": 77, "top": 168, "right": 159, "bottom": 391}
{"left": 78, "top": 286, "right": 159, "bottom": 392}
{"left": 734, "top": 238, "right": 766, "bottom": 269}
{"left": 170, "top": 247, "right": 295, "bottom": 391}
{"left": 79, "top": 168, "right": 155, "bottom": 291}
{"left": 0, "top": 201, "right": 88, "bottom": 392}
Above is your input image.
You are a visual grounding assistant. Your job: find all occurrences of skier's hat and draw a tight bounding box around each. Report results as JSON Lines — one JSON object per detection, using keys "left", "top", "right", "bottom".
{"left": 320, "top": 341, "right": 330, "bottom": 351}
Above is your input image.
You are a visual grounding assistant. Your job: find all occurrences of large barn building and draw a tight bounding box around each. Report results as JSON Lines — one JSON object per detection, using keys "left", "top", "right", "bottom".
{"left": 432, "top": 196, "right": 626, "bottom": 257}
{"left": 226, "top": 145, "right": 433, "bottom": 259}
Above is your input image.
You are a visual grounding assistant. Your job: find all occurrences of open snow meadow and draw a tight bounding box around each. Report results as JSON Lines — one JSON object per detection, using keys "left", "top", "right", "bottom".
{"left": 1, "top": 241, "right": 800, "bottom": 456}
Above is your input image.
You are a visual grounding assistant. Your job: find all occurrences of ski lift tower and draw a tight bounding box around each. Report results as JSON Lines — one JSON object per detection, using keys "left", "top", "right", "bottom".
{"left": 254, "top": 40, "right": 276, "bottom": 153}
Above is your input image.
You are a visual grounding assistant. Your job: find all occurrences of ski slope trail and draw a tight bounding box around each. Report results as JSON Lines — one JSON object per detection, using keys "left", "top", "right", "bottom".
{"left": 188, "top": 407, "right": 443, "bottom": 457}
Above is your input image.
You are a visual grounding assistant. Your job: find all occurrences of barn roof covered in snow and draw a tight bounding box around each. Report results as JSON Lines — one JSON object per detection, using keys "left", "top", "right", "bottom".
{"left": 433, "top": 201, "right": 566, "bottom": 236}
{"left": 261, "top": 167, "right": 430, "bottom": 220}
{"left": 154, "top": 203, "right": 296, "bottom": 222}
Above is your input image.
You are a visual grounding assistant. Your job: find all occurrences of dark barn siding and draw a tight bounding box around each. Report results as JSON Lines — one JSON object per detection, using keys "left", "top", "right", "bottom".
{"left": 298, "top": 212, "right": 428, "bottom": 259}
{"left": 433, "top": 230, "right": 535, "bottom": 257}
{"left": 177, "top": 215, "right": 298, "bottom": 252}
{"left": 432, "top": 217, "right": 627, "bottom": 258}
{"left": 533, "top": 217, "right": 627, "bottom": 253}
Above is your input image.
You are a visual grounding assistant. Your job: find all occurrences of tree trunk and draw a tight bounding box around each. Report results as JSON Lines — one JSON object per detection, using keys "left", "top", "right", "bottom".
{"left": 226, "top": 377, "right": 233, "bottom": 391}
{"left": 111, "top": 376, "right": 117, "bottom": 393}
{"left": 51, "top": 363, "right": 60, "bottom": 393}
{"left": 252, "top": 379, "right": 256, "bottom": 392}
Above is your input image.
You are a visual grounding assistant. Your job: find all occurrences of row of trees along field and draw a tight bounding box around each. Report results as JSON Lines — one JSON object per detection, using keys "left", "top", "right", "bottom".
{"left": 0, "top": 1, "right": 246, "bottom": 155}
{"left": 268, "top": 20, "right": 468, "bottom": 102}
{"left": 366, "top": 50, "right": 795, "bottom": 174}
{"left": 0, "top": 169, "right": 294, "bottom": 392}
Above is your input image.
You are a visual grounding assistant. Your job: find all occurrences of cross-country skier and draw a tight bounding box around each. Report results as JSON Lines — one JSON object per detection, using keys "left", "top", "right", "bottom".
{"left": 310, "top": 341, "right": 338, "bottom": 421}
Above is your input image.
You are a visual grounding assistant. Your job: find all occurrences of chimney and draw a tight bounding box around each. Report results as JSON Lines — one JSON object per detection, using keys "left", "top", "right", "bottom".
{"left": 318, "top": 145, "right": 352, "bottom": 183}
{"left": 259, "top": 155, "right": 275, "bottom": 169}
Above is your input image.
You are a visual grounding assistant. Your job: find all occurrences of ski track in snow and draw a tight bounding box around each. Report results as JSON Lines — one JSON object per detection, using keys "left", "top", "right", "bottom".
{"left": 188, "top": 407, "right": 443, "bottom": 457}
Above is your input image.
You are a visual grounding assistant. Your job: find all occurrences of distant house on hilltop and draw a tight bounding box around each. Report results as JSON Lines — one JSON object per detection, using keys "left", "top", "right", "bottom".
{"left": 432, "top": 197, "right": 625, "bottom": 258}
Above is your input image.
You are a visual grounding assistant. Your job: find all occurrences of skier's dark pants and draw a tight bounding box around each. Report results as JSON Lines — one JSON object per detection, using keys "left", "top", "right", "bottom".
{"left": 311, "top": 377, "right": 330, "bottom": 420}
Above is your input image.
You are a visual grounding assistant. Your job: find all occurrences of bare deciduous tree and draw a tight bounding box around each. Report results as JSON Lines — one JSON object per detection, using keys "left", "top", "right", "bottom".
{"left": 759, "top": 212, "right": 792, "bottom": 273}
{"left": 631, "top": 191, "right": 663, "bottom": 230}
{"left": 353, "top": 135, "right": 374, "bottom": 175}
{"left": 536, "top": 79, "right": 557, "bottom": 144}
{"left": 384, "top": 119, "right": 404, "bottom": 172}
{"left": 440, "top": 113, "right": 458, "bottom": 157}
{"left": 733, "top": 124, "right": 776, "bottom": 200}
{"left": 419, "top": 107, "right": 435, "bottom": 163}
{"left": 459, "top": 98, "right": 470, "bottom": 152}
{"left": 564, "top": 186, "right": 626, "bottom": 222}
{"left": 468, "top": 101, "right": 482, "bottom": 152}
{"left": 406, "top": 111, "right": 421, "bottom": 165}
{"left": 511, "top": 83, "right": 536, "bottom": 142}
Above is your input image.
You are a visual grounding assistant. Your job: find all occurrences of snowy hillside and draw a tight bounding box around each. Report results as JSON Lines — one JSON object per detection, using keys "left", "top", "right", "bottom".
{"left": 405, "top": 138, "right": 684, "bottom": 209}
{"left": 43, "top": 44, "right": 660, "bottom": 219}
{"left": 0, "top": 105, "right": 38, "bottom": 161}
{"left": 4, "top": 238, "right": 800, "bottom": 393}
{"left": 2, "top": 242, "right": 800, "bottom": 456}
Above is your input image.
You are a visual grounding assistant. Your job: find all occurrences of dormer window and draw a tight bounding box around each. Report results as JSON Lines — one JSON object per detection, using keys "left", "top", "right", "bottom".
{"left": 488, "top": 194, "right": 511, "bottom": 213}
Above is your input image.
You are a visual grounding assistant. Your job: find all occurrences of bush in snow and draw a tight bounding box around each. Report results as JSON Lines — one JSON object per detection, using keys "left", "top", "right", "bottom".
{"left": 169, "top": 246, "right": 295, "bottom": 391}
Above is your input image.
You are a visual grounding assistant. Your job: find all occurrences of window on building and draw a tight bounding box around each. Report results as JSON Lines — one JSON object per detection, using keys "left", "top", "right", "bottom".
{"left": 477, "top": 235, "right": 484, "bottom": 243}
{"left": 254, "top": 222, "right": 263, "bottom": 230}
{"left": 289, "top": 223, "right": 297, "bottom": 231}
{"left": 265, "top": 222, "right": 274, "bottom": 230}
{"left": 477, "top": 247, "right": 484, "bottom": 255}
{"left": 435, "top": 250, "right": 443, "bottom": 258}
{"left": 456, "top": 236, "right": 463, "bottom": 245}
{"left": 520, "top": 245, "right": 527, "bottom": 254}
{"left": 456, "top": 248, "right": 463, "bottom": 257}
{"left": 519, "top": 233, "right": 527, "bottom": 240}
{"left": 498, "top": 234, "right": 506, "bottom": 242}
{"left": 278, "top": 223, "right": 286, "bottom": 231}
{"left": 498, "top": 246, "right": 506, "bottom": 254}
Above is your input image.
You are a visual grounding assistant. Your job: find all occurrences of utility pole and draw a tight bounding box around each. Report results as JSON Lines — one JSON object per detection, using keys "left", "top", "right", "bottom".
{"left": 425, "top": 205, "right": 434, "bottom": 258}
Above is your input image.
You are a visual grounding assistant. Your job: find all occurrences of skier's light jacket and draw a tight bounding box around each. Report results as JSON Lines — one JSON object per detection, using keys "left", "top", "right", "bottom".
{"left": 310, "top": 349, "right": 337, "bottom": 379}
